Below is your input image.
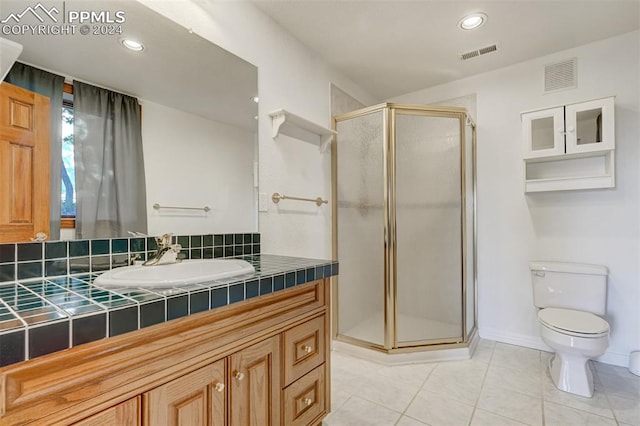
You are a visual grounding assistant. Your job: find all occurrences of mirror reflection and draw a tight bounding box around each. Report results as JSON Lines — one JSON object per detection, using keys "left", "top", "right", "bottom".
{"left": 576, "top": 108, "right": 602, "bottom": 145}
{"left": 531, "top": 117, "right": 555, "bottom": 151}
{"left": 1, "top": 0, "right": 258, "bottom": 243}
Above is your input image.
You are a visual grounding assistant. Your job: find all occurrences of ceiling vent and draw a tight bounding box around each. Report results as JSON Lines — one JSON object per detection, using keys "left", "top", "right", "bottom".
{"left": 544, "top": 58, "right": 577, "bottom": 92}
{"left": 460, "top": 43, "right": 498, "bottom": 61}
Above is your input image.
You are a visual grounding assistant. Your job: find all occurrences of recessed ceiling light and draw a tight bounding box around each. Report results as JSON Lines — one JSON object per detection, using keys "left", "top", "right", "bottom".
{"left": 121, "top": 38, "right": 144, "bottom": 52}
{"left": 459, "top": 13, "right": 487, "bottom": 30}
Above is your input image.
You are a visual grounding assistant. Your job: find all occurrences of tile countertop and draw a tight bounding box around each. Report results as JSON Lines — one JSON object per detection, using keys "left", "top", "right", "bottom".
{"left": 0, "top": 254, "right": 338, "bottom": 368}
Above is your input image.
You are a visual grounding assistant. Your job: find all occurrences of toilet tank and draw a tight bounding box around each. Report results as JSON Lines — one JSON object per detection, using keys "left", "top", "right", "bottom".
{"left": 530, "top": 261, "right": 608, "bottom": 315}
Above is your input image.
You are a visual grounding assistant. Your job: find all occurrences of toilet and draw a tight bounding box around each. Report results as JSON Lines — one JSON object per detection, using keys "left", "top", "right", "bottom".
{"left": 530, "top": 261, "right": 610, "bottom": 398}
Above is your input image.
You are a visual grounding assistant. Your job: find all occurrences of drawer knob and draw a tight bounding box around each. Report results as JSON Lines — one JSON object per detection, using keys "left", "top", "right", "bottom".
{"left": 302, "top": 345, "right": 313, "bottom": 354}
{"left": 214, "top": 382, "right": 225, "bottom": 392}
{"left": 303, "top": 397, "right": 313, "bottom": 406}
{"left": 234, "top": 371, "right": 245, "bottom": 381}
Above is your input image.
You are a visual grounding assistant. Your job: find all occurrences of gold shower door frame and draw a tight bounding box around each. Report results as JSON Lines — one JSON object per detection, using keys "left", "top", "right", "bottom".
{"left": 331, "top": 103, "right": 478, "bottom": 353}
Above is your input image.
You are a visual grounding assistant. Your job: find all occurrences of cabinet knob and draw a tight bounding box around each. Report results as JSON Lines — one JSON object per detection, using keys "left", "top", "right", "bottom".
{"left": 214, "top": 382, "right": 225, "bottom": 392}
{"left": 303, "top": 397, "right": 313, "bottom": 406}
{"left": 566, "top": 126, "right": 575, "bottom": 133}
{"left": 234, "top": 371, "right": 245, "bottom": 381}
{"left": 302, "top": 345, "right": 313, "bottom": 354}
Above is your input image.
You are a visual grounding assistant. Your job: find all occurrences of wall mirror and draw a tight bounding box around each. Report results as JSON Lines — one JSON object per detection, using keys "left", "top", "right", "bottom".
{"left": 2, "top": 0, "right": 258, "bottom": 242}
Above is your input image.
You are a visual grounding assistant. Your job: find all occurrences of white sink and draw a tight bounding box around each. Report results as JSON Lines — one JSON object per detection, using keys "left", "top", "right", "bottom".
{"left": 94, "top": 259, "right": 255, "bottom": 288}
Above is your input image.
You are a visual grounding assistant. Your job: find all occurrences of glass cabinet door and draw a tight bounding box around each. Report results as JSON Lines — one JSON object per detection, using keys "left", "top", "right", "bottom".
{"left": 565, "top": 97, "right": 615, "bottom": 154}
{"left": 521, "top": 107, "right": 565, "bottom": 158}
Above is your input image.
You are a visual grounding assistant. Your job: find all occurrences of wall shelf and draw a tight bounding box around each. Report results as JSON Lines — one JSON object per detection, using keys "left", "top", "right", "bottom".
{"left": 524, "top": 150, "right": 615, "bottom": 193}
{"left": 269, "top": 109, "right": 337, "bottom": 152}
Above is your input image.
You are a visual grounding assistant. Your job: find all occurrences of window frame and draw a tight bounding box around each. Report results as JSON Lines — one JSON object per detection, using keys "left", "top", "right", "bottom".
{"left": 60, "top": 82, "right": 75, "bottom": 229}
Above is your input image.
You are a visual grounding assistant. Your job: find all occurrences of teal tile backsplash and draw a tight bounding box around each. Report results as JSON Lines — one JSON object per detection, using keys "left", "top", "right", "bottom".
{"left": 0, "top": 233, "right": 261, "bottom": 283}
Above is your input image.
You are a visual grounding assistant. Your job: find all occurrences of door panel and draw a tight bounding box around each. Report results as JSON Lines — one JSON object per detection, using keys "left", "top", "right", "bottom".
{"left": 143, "top": 359, "right": 226, "bottom": 426}
{"left": 0, "top": 82, "right": 50, "bottom": 243}
{"left": 229, "top": 336, "right": 281, "bottom": 426}
{"left": 74, "top": 397, "right": 140, "bottom": 426}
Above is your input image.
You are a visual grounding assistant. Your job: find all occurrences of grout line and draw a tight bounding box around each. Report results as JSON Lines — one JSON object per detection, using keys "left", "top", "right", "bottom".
{"left": 467, "top": 341, "right": 496, "bottom": 425}
{"left": 540, "top": 350, "right": 546, "bottom": 426}
{"left": 592, "top": 364, "right": 622, "bottom": 425}
{"left": 394, "top": 361, "right": 439, "bottom": 424}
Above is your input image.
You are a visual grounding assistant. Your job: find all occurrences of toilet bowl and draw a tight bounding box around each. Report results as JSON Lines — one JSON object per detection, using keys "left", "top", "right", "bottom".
{"left": 530, "top": 261, "right": 610, "bottom": 398}
{"left": 538, "top": 307, "right": 609, "bottom": 397}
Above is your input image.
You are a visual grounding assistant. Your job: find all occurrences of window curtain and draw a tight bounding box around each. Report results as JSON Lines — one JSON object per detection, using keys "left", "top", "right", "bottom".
{"left": 4, "top": 62, "right": 64, "bottom": 240}
{"left": 73, "top": 81, "right": 147, "bottom": 239}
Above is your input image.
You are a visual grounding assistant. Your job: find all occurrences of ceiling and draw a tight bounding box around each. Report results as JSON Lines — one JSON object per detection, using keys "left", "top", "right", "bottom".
{"left": 253, "top": 0, "right": 640, "bottom": 100}
{"left": 1, "top": 0, "right": 258, "bottom": 130}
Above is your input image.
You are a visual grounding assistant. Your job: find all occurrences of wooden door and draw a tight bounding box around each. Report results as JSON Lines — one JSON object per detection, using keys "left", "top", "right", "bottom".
{"left": 0, "top": 82, "right": 50, "bottom": 243}
{"left": 229, "top": 336, "right": 281, "bottom": 426}
{"left": 144, "top": 359, "right": 226, "bottom": 426}
{"left": 74, "top": 397, "right": 141, "bottom": 425}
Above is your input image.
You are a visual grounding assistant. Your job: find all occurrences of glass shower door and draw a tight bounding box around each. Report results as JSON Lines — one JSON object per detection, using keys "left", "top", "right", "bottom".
{"left": 394, "top": 111, "right": 463, "bottom": 345}
{"left": 335, "top": 110, "right": 386, "bottom": 348}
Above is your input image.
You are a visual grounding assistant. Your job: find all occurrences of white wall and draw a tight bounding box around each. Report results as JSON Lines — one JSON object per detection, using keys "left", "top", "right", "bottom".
{"left": 389, "top": 31, "right": 640, "bottom": 366}
{"left": 138, "top": 0, "right": 376, "bottom": 259}
{"left": 141, "top": 100, "right": 256, "bottom": 235}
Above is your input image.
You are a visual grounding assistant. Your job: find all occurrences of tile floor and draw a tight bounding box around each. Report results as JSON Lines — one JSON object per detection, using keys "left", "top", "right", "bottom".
{"left": 323, "top": 340, "right": 640, "bottom": 425}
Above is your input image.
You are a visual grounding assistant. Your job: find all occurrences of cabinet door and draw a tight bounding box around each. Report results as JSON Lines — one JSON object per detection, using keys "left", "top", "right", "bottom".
{"left": 565, "top": 97, "right": 614, "bottom": 154}
{"left": 144, "top": 359, "right": 226, "bottom": 426}
{"left": 522, "top": 106, "right": 565, "bottom": 158}
{"left": 74, "top": 397, "right": 140, "bottom": 425}
{"left": 229, "top": 335, "right": 281, "bottom": 426}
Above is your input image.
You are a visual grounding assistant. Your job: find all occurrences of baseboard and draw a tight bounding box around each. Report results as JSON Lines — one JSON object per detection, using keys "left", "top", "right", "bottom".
{"left": 595, "top": 350, "right": 630, "bottom": 368}
{"left": 479, "top": 327, "right": 553, "bottom": 352}
{"left": 478, "top": 327, "right": 629, "bottom": 368}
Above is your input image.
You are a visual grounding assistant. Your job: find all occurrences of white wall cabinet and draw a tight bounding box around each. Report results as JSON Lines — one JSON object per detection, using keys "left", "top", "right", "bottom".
{"left": 521, "top": 97, "right": 615, "bottom": 192}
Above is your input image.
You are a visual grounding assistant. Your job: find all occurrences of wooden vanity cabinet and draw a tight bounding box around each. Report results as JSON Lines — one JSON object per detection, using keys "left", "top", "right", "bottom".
{"left": 0, "top": 278, "right": 331, "bottom": 426}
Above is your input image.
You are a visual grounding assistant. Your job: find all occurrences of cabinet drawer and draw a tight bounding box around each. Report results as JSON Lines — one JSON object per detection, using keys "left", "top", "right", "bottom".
{"left": 283, "top": 365, "right": 326, "bottom": 426}
{"left": 283, "top": 315, "right": 325, "bottom": 386}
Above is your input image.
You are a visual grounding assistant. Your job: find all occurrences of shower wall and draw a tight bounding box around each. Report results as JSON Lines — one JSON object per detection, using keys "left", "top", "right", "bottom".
{"left": 333, "top": 103, "right": 476, "bottom": 351}
{"left": 395, "top": 113, "right": 462, "bottom": 343}
{"left": 335, "top": 110, "right": 386, "bottom": 346}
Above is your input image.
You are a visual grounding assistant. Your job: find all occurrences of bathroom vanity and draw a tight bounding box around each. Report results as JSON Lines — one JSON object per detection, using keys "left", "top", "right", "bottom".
{"left": 0, "top": 254, "right": 335, "bottom": 425}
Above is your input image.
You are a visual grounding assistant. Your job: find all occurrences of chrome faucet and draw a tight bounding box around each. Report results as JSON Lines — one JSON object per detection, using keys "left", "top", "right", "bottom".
{"left": 142, "top": 233, "right": 182, "bottom": 266}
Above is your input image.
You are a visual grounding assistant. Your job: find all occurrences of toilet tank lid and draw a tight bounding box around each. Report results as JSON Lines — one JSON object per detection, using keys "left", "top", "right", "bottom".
{"left": 529, "top": 261, "right": 608, "bottom": 276}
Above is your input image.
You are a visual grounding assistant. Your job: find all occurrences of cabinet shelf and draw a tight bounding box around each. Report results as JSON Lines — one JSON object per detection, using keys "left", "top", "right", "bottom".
{"left": 525, "top": 175, "right": 615, "bottom": 193}
{"left": 269, "top": 109, "right": 337, "bottom": 152}
{"left": 524, "top": 150, "right": 615, "bottom": 193}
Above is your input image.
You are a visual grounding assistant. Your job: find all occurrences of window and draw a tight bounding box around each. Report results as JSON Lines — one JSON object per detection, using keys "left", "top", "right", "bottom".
{"left": 61, "top": 83, "right": 75, "bottom": 228}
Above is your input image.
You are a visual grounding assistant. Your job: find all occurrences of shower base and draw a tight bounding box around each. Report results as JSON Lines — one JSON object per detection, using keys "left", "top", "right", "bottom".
{"left": 335, "top": 310, "right": 477, "bottom": 365}
{"left": 342, "top": 310, "right": 461, "bottom": 344}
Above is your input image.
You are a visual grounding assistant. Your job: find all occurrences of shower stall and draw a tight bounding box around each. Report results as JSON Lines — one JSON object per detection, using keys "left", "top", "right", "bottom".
{"left": 332, "top": 103, "right": 476, "bottom": 352}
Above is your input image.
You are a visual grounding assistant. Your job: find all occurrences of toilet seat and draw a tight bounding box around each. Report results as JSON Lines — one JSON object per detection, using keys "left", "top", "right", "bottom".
{"left": 538, "top": 307, "right": 609, "bottom": 338}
